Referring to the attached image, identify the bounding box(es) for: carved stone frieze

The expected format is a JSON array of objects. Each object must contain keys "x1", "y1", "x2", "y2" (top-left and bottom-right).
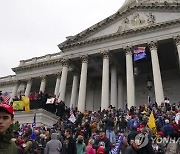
[
  {"x1": 147, "y1": 12, "x2": 155, "y2": 25},
  {"x1": 118, "y1": 12, "x2": 156, "y2": 32},
  {"x1": 131, "y1": 12, "x2": 145, "y2": 26},
  {"x1": 81, "y1": 55, "x2": 89, "y2": 63}
]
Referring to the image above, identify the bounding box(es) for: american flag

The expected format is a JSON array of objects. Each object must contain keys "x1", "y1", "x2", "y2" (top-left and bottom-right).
[
  {"x1": 134, "y1": 47, "x2": 147, "y2": 61},
  {"x1": 2, "y1": 92, "x2": 11, "y2": 103}
]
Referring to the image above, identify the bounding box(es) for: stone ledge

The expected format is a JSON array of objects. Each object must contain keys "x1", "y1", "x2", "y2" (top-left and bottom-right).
[{"x1": 14, "y1": 109, "x2": 59, "y2": 127}]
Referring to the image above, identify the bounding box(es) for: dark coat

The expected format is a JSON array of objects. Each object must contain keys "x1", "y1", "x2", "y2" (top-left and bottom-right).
[
  {"x1": 62, "y1": 136, "x2": 77, "y2": 154},
  {"x1": 163, "y1": 124, "x2": 174, "y2": 137}
]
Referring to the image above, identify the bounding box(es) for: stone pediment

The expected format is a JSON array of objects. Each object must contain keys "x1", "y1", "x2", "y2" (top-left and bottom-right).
[{"x1": 58, "y1": 3, "x2": 180, "y2": 50}]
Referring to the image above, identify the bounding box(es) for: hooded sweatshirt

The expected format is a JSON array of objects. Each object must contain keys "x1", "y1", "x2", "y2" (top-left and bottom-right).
[{"x1": 44, "y1": 133, "x2": 62, "y2": 154}]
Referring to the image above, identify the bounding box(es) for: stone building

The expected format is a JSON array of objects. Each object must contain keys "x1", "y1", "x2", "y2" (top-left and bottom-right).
[{"x1": 0, "y1": 0, "x2": 180, "y2": 113}]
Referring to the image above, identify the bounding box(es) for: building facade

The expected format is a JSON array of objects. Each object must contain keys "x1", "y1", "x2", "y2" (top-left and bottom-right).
[{"x1": 0, "y1": 0, "x2": 180, "y2": 112}]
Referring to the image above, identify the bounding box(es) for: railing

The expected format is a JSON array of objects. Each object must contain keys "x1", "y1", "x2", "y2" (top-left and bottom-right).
[
  {"x1": 19, "y1": 52, "x2": 62, "y2": 66},
  {"x1": 0, "y1": 75, "x2": 16, "y2": 82}
]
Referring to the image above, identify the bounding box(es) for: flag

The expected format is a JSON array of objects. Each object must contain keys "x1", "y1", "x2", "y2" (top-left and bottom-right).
[
  {"x1": 110, "y1": 134, "x2": 124, "y2": 154},
  {"x1": 147, "y1": 111, "x2": 157, "y2": 135},
  {"x1": 2, "y1": 92, "x2": 11, "y2": 103},
  {"x1": 32, "y1": 113, "x2": 36, "y2": 131},
  {"x1": 13, "y1": 101, "x2": 25, "y2": 110},
  {"x1": 68, "y1": 110, "x2": 76, "y2": 123},
  {"x1": 133, "y1": 47, "x2": 147, "y2": 61},
  {"x1": 21, "y1": 96, "x2": 30, "y2": 112}
]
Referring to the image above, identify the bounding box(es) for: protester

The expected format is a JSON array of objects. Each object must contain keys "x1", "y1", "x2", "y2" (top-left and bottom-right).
[
  {"x1": 76, "y1": 135, "x2": 86, "y2": 154},
  {"x1": 44, "y1": 133, "x2": 62, "y2": 154},
  {"x1": 0, "y1": 102, "x2": 20, "y2": 154},
  {"x1": 62, "y1": 128, "x2": 77, "y2": 154},
  {"x1": 86, "y1": 138, "x2": 96, "y2": 154},
  {"x1": 92, "y1": 128, "x2": 111, "y2": 154},
  {"x1": 163, "y1": 119, "x2": 174, "y2": 137},
  {"x1": 124, "y1": 139, "x2": 138, "y2": 154},
  {"x1": 1, "y1": 91, "x2": 179, "y2": 154}
]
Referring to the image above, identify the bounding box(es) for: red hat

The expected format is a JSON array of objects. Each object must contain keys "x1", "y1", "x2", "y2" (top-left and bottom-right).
[{"x1": 0, "y1": 102, "x2": 14, "y2": 116}]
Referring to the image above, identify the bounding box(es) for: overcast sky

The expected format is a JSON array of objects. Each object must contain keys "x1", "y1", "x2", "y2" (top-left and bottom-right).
[{"x1": 0, "y1": 0, "x2": 125, "y2": 77}]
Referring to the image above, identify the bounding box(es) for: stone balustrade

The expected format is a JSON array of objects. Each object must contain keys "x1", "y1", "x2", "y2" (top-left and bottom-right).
[
  {"x1": 14, "y1": 109, "x2": 59, "y2": 127},
  {"x1": 18, "y1": 52, "x2": 62, "y2": 66},
  {"x1": 0, "y1": 75, "x2": 16, "y2": 83}
]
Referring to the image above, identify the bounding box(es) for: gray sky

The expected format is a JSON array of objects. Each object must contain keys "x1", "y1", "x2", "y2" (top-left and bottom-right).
[{"x1": 0, "y1": 0, "x2": 125, "y2": 77}]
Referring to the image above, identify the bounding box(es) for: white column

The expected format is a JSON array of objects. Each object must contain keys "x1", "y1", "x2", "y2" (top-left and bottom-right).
[
  {"x1": 110, "y1": 66, "x2": 117, "y2": 108},
  {"x1": 70, "y1": 72, "x2": 79, "y2": 108},
  {"x1": 125, "y1": 46, "x2": 135, "y2": 109},
  {"x1": 78, "y1": 56, "x2": 88, "y2": 112},
  {"x1": 10, "y1": 81, "x2": 20, "y2": 103},
  {"x1": 25, "y1": 79, "x2": 32, "y2": 97},
  {"x1": 58, "y1": 59, "x2": 69, "y2": 102},
  {"x1": 101, "y1": 51, "x2": 110, "y2": 110},
  {"x1": 118, "y1": 75, "x2": 124, "y2": 109},
  {"x1": 174, "y1": 35, "x2": 180, "y2": 68},
  {"x1": 149, "y1": 41, "x2": 164, "y2": 105},
  {"x1": 54, "y1": 73, "x2": 61, "y2": 97},
  {"x1": 39, "y1": 76, "x2": 46, "y2": 93}
]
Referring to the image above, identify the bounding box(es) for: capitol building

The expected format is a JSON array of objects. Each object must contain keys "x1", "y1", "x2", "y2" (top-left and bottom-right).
[{"x1": 1, "y1": 0, "x2": 180, "y2": 114}]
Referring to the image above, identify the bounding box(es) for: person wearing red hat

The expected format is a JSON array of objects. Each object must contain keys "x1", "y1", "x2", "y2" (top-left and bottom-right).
[{"x1": 0, "y1": 102, "x2": 19, "y2": 154}]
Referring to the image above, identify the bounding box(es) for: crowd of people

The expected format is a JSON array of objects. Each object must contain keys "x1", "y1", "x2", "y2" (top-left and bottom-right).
[{"x1": 0, "y1": 93, "x2": 180, "y2": 154}]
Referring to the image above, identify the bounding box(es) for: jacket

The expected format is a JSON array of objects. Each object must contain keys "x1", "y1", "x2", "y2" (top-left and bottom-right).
[
  {"x1": 0, "y1": 133, "x2": 18, "y2": 154},
  {"x1": 44, "y1": 133, "x2": 62, "y2": 154},
  {"x1": 163, "y1": 124, "x2": 174, "y2": 137}
]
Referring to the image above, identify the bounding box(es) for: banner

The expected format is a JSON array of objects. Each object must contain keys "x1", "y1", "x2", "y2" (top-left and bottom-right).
[
  {"x1": 13, "y1": 101, "x2": 25, "y2": 111},
  {"x1": 21, "y1": 96, "x2": 30, "y2": 112},
  {"x1": 46, "y1": 98, "x2": 55, "y2": 104},
  {"x1": 147, "y1": 111, "x2": 157, "y2": 135}
]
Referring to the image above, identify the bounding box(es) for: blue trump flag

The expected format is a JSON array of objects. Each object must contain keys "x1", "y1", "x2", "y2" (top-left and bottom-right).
[
  {"x1": 110, "y1": 134, "x2": 124, "y2": 154},
  {"x1": 32, "y1": 113, "x2": 36, "y2": 131},
  {"x1": 134, "y1": 47, "x2": 147, "y2": 61}
]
